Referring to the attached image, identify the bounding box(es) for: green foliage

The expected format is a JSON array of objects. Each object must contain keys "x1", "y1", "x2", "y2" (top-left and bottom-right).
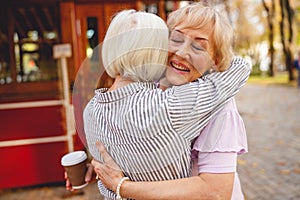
[
  {"x1": 248, "y1": 71, "x2": 296, "y2": 87},
  {"x1": 250, "y1": 63, "x2": 262, "y2": 76}
]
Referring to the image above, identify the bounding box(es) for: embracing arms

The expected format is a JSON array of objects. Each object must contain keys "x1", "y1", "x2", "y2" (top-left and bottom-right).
[
  {"x1": 92, "y1": 142, "x2": 234, "y2": 200},
  {"x1": 166, "y1": 57, "x2": 251, "y2": 139}
]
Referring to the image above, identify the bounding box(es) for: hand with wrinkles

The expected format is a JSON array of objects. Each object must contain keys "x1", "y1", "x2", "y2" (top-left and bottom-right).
[{"x1": 91, "y1": 141, "x2": 125, "y2": 192}]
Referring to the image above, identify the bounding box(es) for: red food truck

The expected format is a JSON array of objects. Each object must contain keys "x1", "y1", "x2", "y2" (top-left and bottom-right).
[{"x1": 0, "y1": 0, "x2": 183, "y2": 189}]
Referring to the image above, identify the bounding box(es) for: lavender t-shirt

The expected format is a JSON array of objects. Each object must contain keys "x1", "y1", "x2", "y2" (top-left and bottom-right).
[{"x1": 191, "y1": 98, "x2": 247, "y2": 200}]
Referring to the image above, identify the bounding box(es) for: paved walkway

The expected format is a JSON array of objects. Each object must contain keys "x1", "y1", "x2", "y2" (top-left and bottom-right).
[
  {"x1": 235, "y1": 83, "x2": 300, "y2": 200},
  {"x1": 0, "y1": 83, "x2": 299, "y2": 200}
]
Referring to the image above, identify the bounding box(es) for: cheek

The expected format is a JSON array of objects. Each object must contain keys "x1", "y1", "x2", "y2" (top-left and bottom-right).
[
  {"x1": 192, "y1": 56, "x2": 212, "y2": 74},
  {"x1": 167, "y1": 51, "x2": 173, "y2": 60},
  {"x1": 169, "y1": 41, "x2": 182, "y2": 55},
  {"x1": 187, "y1": 67, "x2": 202, "y2": 82}
]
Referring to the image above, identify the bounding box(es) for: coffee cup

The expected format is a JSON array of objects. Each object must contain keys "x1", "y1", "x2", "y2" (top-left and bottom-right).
[{"x1": 61, "y1": 151, "x2": 88, "y2": 189}]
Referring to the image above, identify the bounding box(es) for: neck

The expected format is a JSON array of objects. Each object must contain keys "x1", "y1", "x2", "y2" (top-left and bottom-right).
[{"x1": 108, "y1": 75, "x2": 134, "y2": 91}]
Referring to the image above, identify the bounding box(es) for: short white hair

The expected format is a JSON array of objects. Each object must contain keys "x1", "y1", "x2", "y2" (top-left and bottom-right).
[{"x1": 101, "y1": 10, "x2": 169, "y2": 82}]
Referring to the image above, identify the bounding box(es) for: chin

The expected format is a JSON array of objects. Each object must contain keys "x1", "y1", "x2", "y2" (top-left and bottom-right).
[
  {"x1": 166, "y1": 68, "x2": 189, "y2": 86},
  {"x1": 167, "y1": 76, "x2": 187, "y2": 86}
]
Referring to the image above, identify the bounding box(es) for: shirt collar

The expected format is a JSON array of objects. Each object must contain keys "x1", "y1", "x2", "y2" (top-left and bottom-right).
[{"x1": 95, "y1": 82, "x2": 158, "y2": 103}]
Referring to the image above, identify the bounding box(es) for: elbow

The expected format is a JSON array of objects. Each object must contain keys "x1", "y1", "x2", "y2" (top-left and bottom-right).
[
  {"x1": 193, "y1": 187, "x2": 231, "y2": 200},
  {"x1": 214, "y1": 180, "x2": 234, "y2": 200},
  {"x1": 193, "y1": 175, "x2": 233, "y2": 200},
  {"x1": 195, "y1": 187, "x2": 232, "y2": 200},
  {"x1": 211, "y1": 187, "x2": 232, "y2": 200}
]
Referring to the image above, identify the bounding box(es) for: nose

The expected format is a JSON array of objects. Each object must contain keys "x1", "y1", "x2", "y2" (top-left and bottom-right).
[{"x1": 174, "y1": 42, "x2": 190, "y2": 60}]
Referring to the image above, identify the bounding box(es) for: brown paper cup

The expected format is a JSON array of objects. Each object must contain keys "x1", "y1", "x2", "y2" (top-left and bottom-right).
[{"x1": 61, "y1": 151, "x2": 88, "y2": 189}]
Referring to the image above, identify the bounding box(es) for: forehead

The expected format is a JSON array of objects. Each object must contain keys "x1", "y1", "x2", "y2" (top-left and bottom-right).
[
  {"x1": 173, "y1": 25, "x2": 214, "y2": 47},
  {"x1": 174, "y1": 19, "x2": 213, "y2": 37}
]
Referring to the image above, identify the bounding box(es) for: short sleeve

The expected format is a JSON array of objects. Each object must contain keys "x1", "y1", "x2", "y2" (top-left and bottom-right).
[
  {"x1": 192, "y1": 98, "x2": 248, "y2": 155},
  {"x1": 192, "y1": 151, "x2": 237, "y2": 173}
]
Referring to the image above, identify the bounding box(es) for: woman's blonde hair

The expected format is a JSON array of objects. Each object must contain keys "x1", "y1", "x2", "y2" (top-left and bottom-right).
[
  {"x1": 102, "y1": 10, "x2": 169, "y2": 82},
  {"x1": 167, "y1": 3, "x2": 234, "y2": 71}
]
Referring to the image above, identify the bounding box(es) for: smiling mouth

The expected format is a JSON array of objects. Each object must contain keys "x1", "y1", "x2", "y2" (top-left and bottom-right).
[{"x1": 170, "y1": 61, "x2": 190, "y2": 72}]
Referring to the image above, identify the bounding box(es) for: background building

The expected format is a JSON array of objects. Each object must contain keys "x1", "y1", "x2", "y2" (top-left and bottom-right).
[{"x1": 0, "y1": 0, "x2": 190, "y2": 189}]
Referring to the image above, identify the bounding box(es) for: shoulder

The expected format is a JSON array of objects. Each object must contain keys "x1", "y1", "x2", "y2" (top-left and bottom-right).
[
  {"x1": 193, "y1": 98, "x2": 247, "y2": 154},
  {"x1": 230, "y1": 56, "x2": 252, "y2": 72},
  {"x1": 83, "y1": 96, "x2": 97, "y2": 118},
  {"x1": 217, "y1": 98, "x2": 238, "y2": 114}
]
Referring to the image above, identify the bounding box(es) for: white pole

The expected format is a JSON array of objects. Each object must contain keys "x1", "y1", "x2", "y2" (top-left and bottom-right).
[
  {"x1": 61, "y1": 57, "x2": 75, "y2": 152},
  {"x1": 61, "y1": 57, "x2": 70, "y2": 103}
]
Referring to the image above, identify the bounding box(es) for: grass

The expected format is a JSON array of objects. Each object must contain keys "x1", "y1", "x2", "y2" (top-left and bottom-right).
[{"x1": 247, "y1": 71, "x2": 297, "y2": 87}]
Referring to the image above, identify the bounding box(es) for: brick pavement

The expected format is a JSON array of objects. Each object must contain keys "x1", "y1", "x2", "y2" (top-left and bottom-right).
[
  {"x1": 1, "y1": 83, "x2": 299, "y2": 200},
  {"x1": 0, "y1": 182, "x2": 103, "y2": 200},
  {"x1": 235, "y1": 84, "x2": 300, "y2": 200}
]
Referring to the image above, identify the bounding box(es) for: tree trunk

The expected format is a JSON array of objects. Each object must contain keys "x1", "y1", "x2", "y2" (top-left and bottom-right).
[
  {"x1": 279, "y1": 0, "x2": 295, "y2": 81},
  {"x1": 262, "y1": 0, "x2": 275, "y2": 77},
  {"x1": 285, "y1": 0, "x2": 294, "y2": 81}
]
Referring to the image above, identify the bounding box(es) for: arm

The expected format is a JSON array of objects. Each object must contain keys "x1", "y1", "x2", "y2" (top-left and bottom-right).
[
  {"x1": 93, "y1": 142, "x2": 234, "y2": 200},
  {"x1": 121, "y1": 173, "x2": 234, "y2": 200},
  {"x1": 166, "y1": 57, "x2": 251, "y2": 139}
]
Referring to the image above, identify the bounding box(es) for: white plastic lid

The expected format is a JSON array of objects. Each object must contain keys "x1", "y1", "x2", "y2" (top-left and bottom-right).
[{"x1": 61, "y1": 151, "x2": 87, "y2": 166}]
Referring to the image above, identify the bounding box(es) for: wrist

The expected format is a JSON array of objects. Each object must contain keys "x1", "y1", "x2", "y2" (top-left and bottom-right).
[{"x1": 116, "y1": 177, "x2": 130, "y2": 200}]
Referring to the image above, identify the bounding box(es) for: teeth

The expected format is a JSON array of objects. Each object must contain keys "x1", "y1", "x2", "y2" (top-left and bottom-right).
[{"x1": 172, "y1": 63, "x2": 189, "y2": 71}]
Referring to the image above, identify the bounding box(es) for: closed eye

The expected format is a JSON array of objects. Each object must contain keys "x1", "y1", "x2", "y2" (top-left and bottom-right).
[
  {"x1": 192, "y1": 42, "x2": 206, "y2": 51},
  {"x1": 170, "y1": 30, "x2": 184, "y2": 43},
  {"x1": 170, "y1": 38, "x2": 183, "y2": 43},
  {"x1": 192, "y1": 44, "x2": 205, "y2": 51}
]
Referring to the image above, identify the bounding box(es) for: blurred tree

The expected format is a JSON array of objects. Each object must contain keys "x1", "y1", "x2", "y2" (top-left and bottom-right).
[
  {"x1": 227, "y1": 0, "x2": 267, "y2": 73},
  {"x1": 296, "y1": 3, "x2": 300, "y2": 46},
  {"x1": 279, "y1": 0, "x2": 295, "y2": 81},
  {"x1": 204, "y1": 0, "x2": 299, "y2": 81},
  {"x1": 262, "y1": 0, "x2": 276, "y2": 77},
  {"x1": 210, "y1": 0, "x2": 264, "y2": 51}
]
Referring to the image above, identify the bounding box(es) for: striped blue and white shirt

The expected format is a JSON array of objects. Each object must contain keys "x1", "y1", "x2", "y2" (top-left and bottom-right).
[{"x1": 84, "y1": 56, "x2": 251, "y2": 199}]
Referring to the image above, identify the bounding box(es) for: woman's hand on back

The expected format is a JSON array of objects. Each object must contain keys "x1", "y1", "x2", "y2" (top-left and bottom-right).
[{"x1": 92, "y1": 141, "x2": 125, "y2": 192}]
